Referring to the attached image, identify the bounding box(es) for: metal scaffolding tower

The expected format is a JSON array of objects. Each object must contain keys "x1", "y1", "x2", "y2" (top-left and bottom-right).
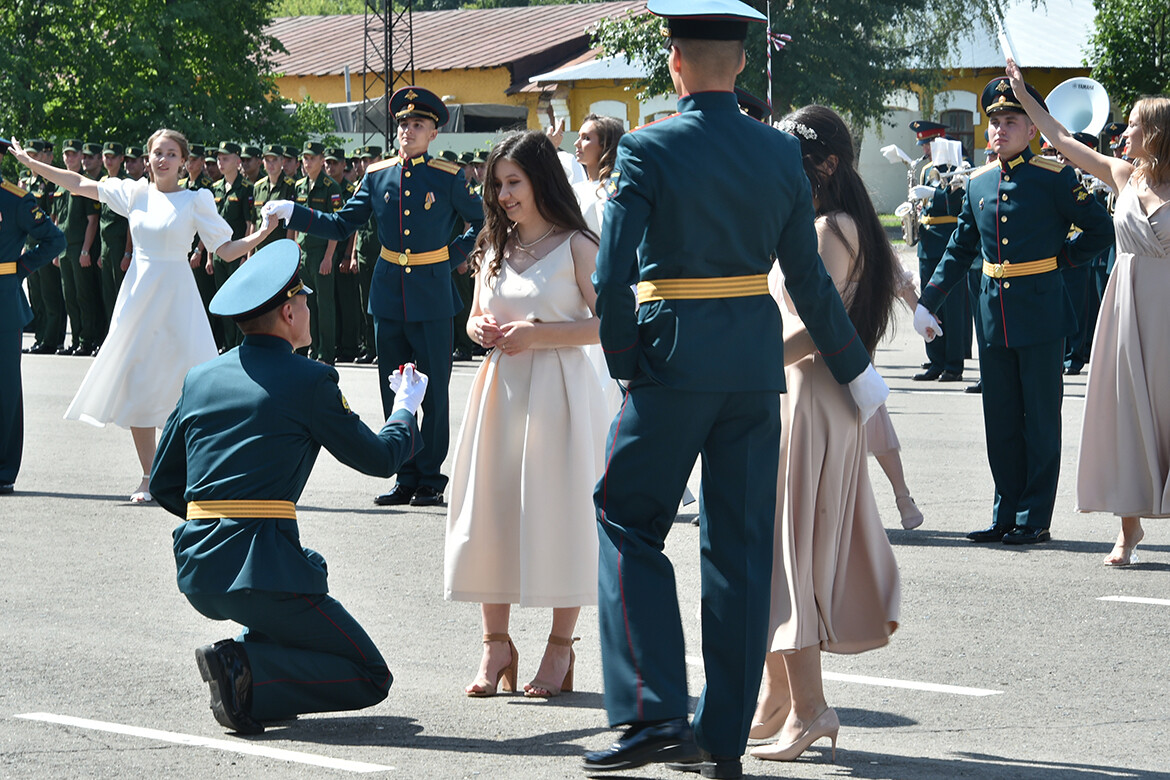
[{"x1": 362, "y1": 0, "x2": 415, "y2": 151}]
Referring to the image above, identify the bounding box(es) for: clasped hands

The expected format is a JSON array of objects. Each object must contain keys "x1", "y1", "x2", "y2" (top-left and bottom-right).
[
  {"x1": 259, "y1": 200, "x2": 295, "y2": 232},
  {"x1": 471, "y1": 314, "x2": 537, "y2": 356}
]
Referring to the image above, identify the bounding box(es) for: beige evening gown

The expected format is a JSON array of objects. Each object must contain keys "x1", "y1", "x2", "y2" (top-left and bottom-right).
[
  {"x1": 765, "y1": 215, "x2": 901, "y2": 655},
  {"x1": 1076, "y1": 181, "x2": 1170, "y2": 517},
  {"x1": 445, "y1": 234, "x2": 609, "y2": 607}
]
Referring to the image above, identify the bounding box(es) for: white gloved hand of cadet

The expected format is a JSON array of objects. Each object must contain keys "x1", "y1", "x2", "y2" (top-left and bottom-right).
[
  {"x1": 261, "y1": 200, "x2": 294, "y2": 225},
  {"x1": 389, "y1": 363, "x2": 429, "y2": 417},
  {"x1": 847, "y1": 364, "x2": 889, "y2": 424},
  {"x1": 911, "y1": 185, "x2": 936, "y2": 200},
  {"x1": 913, "y1": 303, "x2": 943, "y2": 342}
]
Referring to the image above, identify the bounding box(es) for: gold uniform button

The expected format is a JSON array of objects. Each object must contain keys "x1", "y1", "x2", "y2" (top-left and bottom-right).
[
  {"x1": 1003, "y1": 175, "x2": 1010, "y2": 182},
  {"x1": 1002, "y1": 238, "x2": 1009, "y2": 245},
  {"x1": 404, "y1": 190, "x2": 410, "y2": 196},
  {"x1": 404, "y1": 229, "x2": 411, "y2": 236},
  {"x1": 1003, "y1": 281, "x2": 1011, "y2": 288},
  {"x1": 1001, "y1": 216, "x2": 1008, "y2": 222},
  {"x1": 404, "y1": 171, "x2": 411, "y2": 178},
  {"x1": 404, "y1": 209, "x2": 410, "y2": 216},
  {"x1": 1001, "y1": 194, "x2": 1008, "y2": 201},
  {"x1": 405, "y1": 267, "x2": 412, "y2": 274}
]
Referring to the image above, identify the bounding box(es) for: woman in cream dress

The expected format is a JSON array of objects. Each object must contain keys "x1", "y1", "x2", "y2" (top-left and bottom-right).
[
  {"x1": 11, "y1": 131, "x2": 276, "y2": 502},
  {"x1": 1006, "y1": 60, "x2": 1170, "y2": 566},
  {"x1": 445, "y1": 131, "x2": 608, "y2": 699}
]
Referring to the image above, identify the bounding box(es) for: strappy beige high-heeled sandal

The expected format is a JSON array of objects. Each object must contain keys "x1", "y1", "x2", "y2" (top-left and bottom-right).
[
  {"x1": 524, "y1": 634, "x2": 578, "y2": 698},
  {"x1": 466, "y1": 633, "x2": 518, "y2": 697}
]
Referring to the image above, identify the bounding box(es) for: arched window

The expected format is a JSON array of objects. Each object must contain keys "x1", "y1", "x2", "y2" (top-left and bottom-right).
[{"x1": 940, "y1": 109, "x2": 974, "y2": 161}]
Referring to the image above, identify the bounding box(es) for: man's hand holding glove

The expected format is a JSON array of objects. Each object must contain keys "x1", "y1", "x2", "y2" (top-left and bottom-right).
[
  {"x1": 848, "y1": 364, "x2": 889, "y2": 424},
  {"x1": 913, "y1": 303, "x2": 943, "y2": 342},
  {"x1": 260, "y1": 200, "x2": 295, "y2": 233}
]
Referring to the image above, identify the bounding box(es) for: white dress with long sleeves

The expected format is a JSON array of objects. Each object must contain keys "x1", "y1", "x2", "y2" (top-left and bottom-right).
[{"x1": 64, "y1": 178, "x2": 229, "y2": 428}]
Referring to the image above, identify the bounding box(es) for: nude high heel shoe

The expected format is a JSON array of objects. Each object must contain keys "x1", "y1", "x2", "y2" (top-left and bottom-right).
[
  {"x1": 895, "y1": 495, "x2": 923, "y2": 530},
  {"x1": 1104, "y1": 529, "x2": 1144, "y2": 566},
  {"x1": 750, "y1": 707, "x2": 839, "y2": 762},
  {"x1": 524, "y1": 635, "x2": 578, "y2": 698},
  {"x1": 748, "y1": 705, "x2": 787, "y2": 740},
  {"x1": 466, "y1": 633, "x2": 517, "y2": 697}
]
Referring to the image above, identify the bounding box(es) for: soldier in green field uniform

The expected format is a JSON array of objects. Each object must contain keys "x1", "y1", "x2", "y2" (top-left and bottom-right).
[
  {"x1": 52, "y1": 139, "x2": 101, "y2": 356},
  {"x1": 124, "y1": 145, "x2": 147, "y2": 181},
  {"x1": 281, "y1": 144, "x2": 300, "y2": 180},
  {"x1": 325, "y1": 147, "x2": 361, "y2": 362},
  {"x1": 251, "y1": 144, "x2": 295, "y2": 252},
  {"x1": 98, "y1": 141, "x2": 132, "y2": 331},
  {"x1": 293, "y1": 142, "x2": 342, "y2": 364},
  {"x1": 210, "y1": 142, "x2": 254, "y2": 351},
  {"x1": 240, "y1": 145, "x2": 263, "y2": 185},
  {"x1": 20, "y1": 139, "x2": 66, "y2": 354},
  {"x1": 353, "y1": 145, "x2": 382, "y2": 363},
  {"x1": 181, "y1": 143, "x2": 222, "y2": 348}
]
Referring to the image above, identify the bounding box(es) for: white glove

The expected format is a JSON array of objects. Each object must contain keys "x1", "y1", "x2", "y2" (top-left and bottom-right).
[
  {"x1": 261, "y1": 200, "x2": 294, "y2": 225},
  {"x1": 389, "y1": 363, "x2": 429, "y2": 416},
  {"x1": 881, "y1": 144, "x2": 910, "y2": 165},
  {"x1": 911, "y1": 185, "x2": 936, "y2": 200},
  {"x1": 913, "y1": 303, "x2": 943, "y2": 342},
  {"x1": 847, "y1": 364, "x2": 889, "y2": 424},
  {"x1": 948, "y1": 174, "x2": 969, "y2": 192}
]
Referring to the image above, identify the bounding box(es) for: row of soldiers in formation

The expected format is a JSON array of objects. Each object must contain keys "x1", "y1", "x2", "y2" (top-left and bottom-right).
[
  {"x1": 16, "y1": 137, "x2": 491, "y2": 365},
  {"x1": 909, "y1": 118, "x2": 1128, "y2": 388}
]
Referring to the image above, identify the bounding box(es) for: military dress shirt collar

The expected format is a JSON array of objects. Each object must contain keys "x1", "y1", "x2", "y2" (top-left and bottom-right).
[
  {"x1": 405, "y1": 153, "x2": 428, "y2": 167},
  {"x1": 1000, "y1": 146, "x2": 1033, "y2": 172},
  {"x1": 241, "y1": 333, "x2": 295, "y2": 352},
  {"x1": 677, "y1": 90, "x2": 739, "y2": 114}
]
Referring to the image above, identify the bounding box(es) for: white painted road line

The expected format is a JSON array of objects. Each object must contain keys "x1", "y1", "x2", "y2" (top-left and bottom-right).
[
  {"x1": 684, "y1": 657, "x2": 1002, "y2": 697},
  {"x1": 14, "y1": 713, "x2": 394, "y2": 774},
  {"x1": 1099, "y1": 595, "x2": 1170, "y2": 607}
]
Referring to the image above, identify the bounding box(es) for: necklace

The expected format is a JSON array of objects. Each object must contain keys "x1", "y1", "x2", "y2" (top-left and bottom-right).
[{"x1": 515, "y1": 224, "x2": 556, "y2": 249}]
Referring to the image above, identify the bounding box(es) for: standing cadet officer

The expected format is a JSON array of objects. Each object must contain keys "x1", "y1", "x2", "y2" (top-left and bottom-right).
[
  {"x1": 582, "y1": 3, "x2": 887, "y2": 777},
  {"x1": 20, "y1": 140, "x2": 66, "y2": 355},
  {"x1": 264, "y1": 88, "x2": 484, "y2": 507},
  {"x1": 251, "y1": 143, "x2": 295, "y2": 252},
  {"x1": 1, "y1": 138, "x2": 67, "y2": 494},
  {"x1": 908, "y1": 121, "x2": 968, "y2": 382},
  {"x1": 124, "y1": 145, "x2": 147, "y2": 181},
  {"x1": 914, "y1": 77, "x2": 1114, "y2": 545},
  {"x1": 325, "y1": 147, "x2": 361, "y2": 362},
  {"x1": 292, "y1": 141, "x2": 342, "y2": 364},
  {"x1": 281, "y1": 144, "x2": 301, "y2": 180},
  {"x1": 240, "y1": 145, "x2": 263, "y2": 184},
  {"x1": 52, "y1": 139, "x2": 101, "y2": 356},
  {"x1": 98, "y1": 141, "x2": 132, "y2": 330},
  {"x1": 209, "y1": 141, "x2": 254, "y2": 351},
  {"x1": 182, "y1": 144, "x2": 222, "y2": 346},
  {"x1": 150, "y1": 239, "x2": 427, "y2": 733}
]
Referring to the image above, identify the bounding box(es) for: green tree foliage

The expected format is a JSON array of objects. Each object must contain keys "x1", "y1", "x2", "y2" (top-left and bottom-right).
[
  {"x1": 273, "y1": 0, "x2": 366, "y2": 14},
  {"x1": 593, "y1": 1, "x2": 1014, "y2": 129},
  {"x1": 0, "y1": 0, "x2": 294, "y2": 148},
  {"x1": 1088, "y1": 0, "x2": 1170, "y2": 108}
]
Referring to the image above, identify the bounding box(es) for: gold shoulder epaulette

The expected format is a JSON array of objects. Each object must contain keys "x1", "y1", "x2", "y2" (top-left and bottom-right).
[
  {"x1": 970, "y1": 162, "x2": 999, "y2": 179},
  {"x1": 366, "y1": 157, "x2": 400, "y2": 174},
  {"x1": 296, "y1": 176, "x2": 308, "y2": 186},
  {"x1": 1029, "y1": 155, "x2": 1066, "y2": 173},
  {"x1": 1, "y1": 180, "x2": 29, "y2": 197},
  {"x1": 427, "y1": 157, "x2": 460, "y2": 175}
]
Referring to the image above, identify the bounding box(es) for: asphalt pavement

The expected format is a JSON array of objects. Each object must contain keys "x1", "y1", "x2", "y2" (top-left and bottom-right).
[{"x1": 2, "y1": 262, "x2": 1168, "y2": 779}]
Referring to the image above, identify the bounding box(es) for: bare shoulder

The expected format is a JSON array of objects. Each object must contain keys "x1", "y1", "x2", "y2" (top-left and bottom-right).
[{"x1": 570, "y1": 229, "x2": 599, "y2": 261}]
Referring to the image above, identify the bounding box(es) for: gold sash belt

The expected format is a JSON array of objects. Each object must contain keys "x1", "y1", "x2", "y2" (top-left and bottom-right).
[
  {"x1": 982, "y1": 256, "x2": 1057, "y2": 279},
  {"x1": 636, "y1": 274, "x2": 770, "y2": 305},
  {"x1": 920, "y1": 216, "x2": 958, "y2": 225},
  {"x1": 379, "y1": 246, "x2": 449, "y2": 266},
  {"x1": 186, "y1": 500, "x2": 297, "y2": 520},
  {"x1": 0, "y1": 262, "x2": 17, "y2": 275}
]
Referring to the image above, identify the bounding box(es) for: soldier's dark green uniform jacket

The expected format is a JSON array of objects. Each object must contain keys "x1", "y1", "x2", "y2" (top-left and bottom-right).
[
  {"x1": 52, "y1": 169, "x2": 103, "y2": 351},
  {"x1": 2, "y1": 178, "x2": 67, "y2": 486},
  {"x1": 212, "y1": 174, "x2": 253, "y2": 257},
  {"x1": 592, "y1": 90, "x2": 870, "y2": 758},
  {"x1": 917, "y1": 161, "x2": 967, "y2": 374},
  {"x1": 150, "y1": 333, "x2": 422, "y2": 719},
  {"x1": 293, "y1": 173, "x2": 342, "y2": 258},
  {"x1": 919, "y1": 146, "x2": 1114, "y2": 533},
  {"x1": 252, "y1": 174, "x2": 294, "y2": 251},
  {"x1": 21, "y1": 172, "x2": 65, "y2": 350}
]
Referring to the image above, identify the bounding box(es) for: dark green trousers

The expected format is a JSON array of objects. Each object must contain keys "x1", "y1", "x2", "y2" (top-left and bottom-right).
[
  {"x1": 192, "y1": 259, "x2": 223, "y2": 350},
  {"x1": 451, "y1": 266, "x2": 476, "y2": 354},
  {"x1": 186, "y1": 590, "x2": 391, "y2": 721},
  {"x1": 357, "y1": 254, "x2": 376, "y2": 356},
  {"x1": 595, "y1": 383, "x2": 779, "y2": 757},
  {"x1": 100, "y1": 247, "x2": 128, "y2": 329},
  {"x1": 60, "y1": 244, "x2": 104, "y2": 349},
  {"x1": 980, "y1": 339, "x2": 1064, "y2": 531},
  {"x1": 921, "y1": 255, "x2": 966, "y2": 373},
  {"x1": 334, "y1": 268, "x2": 362, "y2": 360},
  {"x1": 302, "y1": 253, "x2": 337, "y2": 363},
  {"x1": 213, "y1": 258, "x2": 240, "y2": 350},
  {"x1": 28, "y1": 263, "x2": 66, "y2": 348},
  {"x1": 1, "y1": 327, "x2": 24, "y2": 483}
]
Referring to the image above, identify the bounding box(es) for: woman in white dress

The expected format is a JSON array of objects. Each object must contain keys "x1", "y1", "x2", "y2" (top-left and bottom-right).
[
  {"x1": 11, "y1": 131, "x2": 276, "y2": 501},
  {"x1": 1006, "y1": 61, "x2": 1170, "y2": 566},
  {"x1": 571, "y1": 114, "x2": 625, "y2": 235},
  {"x1": 445, "y1": 131, "x2": 609, "y2": 699}
]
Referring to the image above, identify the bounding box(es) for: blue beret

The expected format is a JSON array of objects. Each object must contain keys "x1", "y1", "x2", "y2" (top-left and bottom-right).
[{"x1": 209, "y1": 239, "x2": 311, "y2": 320}]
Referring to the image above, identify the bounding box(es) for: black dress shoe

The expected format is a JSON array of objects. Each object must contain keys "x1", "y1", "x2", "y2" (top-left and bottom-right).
[
  {"x1": 964, "y1": 380, "x2": 983, "y2": 394},
  {"x1": 583, "y1": 718, "x2": 700, "y2": 775},
  {"x1": 921, "y1": 361, "x2": 933, "y2": 369},
  {"x1": 913, "y1": 367, "x2": 943, "y2": 381},
  {"x1": 72, "y1": 345, "x2": 95, "y2": 357},
  {"x1": 195, "y1": 640, "x2": 264, "y2": 735},
  {"x1": 0, "y1": 483, "x2": 14, "y2": 495},
  {"x1": 56, "y1": 345, "x2": 77, "y2": 355},
  {"x1": 967, "y1": 524, "x2": 1013, "y2": 542},
  {"x1": 1002, "y1": 527, "x2": 1051, "y2": 545},
  {"x1": 938, "y1": 370, "x2": 963, "y2": 382},
  {"x1": 667, "y1": 750, "x2": 742, "y2": 779},
  {"x1": 22, "y1": 342, "x2": 41, "y2": 354},
  {"x1": 1065, "y1": 363, "x2": 1083, "y2": 376},
  {"x1": 452, "y1": 347, "x2": 472, "y2": 361},
  {"x1": 374, "y1": 484, "x2": 415, "y2": 506},
  {"x1": 355, "y1": 352, "x2": 376, "y2": 364},
  {"x1": 410, "y1": 485, "x2": 445, "y2": 507},
  {"x1": 32, "y1": 342, "x2": 58, "y2": 354}
]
